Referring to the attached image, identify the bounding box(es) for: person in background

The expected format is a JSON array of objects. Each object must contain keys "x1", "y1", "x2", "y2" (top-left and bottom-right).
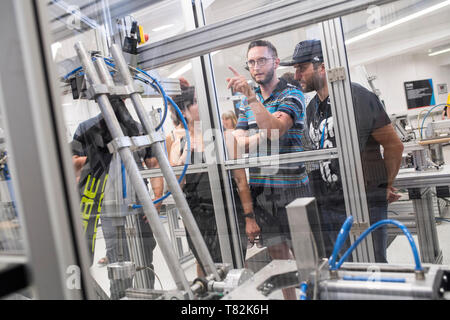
[
  {"x1": 151, "y1": 81, "x2": 259, "y2": 278},
  {"x1": 282, "y1": 39, "x2": 404, "y2": 262},
  {"x1": 71, "y1": 97, "x2": 157, "y2": 299},
  {"x1": 166, "y1": 102, "x2": 187, "y2": 168},
  {"x1": 221, "y1": 110, "x2": 238, "y2": 131},
  {"x1": 280, "y1": 72, "x2": 301, "y2": 89},
  {"x1": 227, "y1": 39, "x2": 309, "y2": 300}
]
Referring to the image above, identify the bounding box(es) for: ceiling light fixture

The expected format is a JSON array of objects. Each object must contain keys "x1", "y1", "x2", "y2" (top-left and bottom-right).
[
  {"x1": 152, "y1": 24, "x2": 174, "y2": 32},
  {"x1": 168, "y1": 63, "x2": 192, "y2": 79},
  {"x1": 168, "y1": 51, "x2": 221, "y2": 79},
  {"x1": 345, "y1": 0, "x2": 450, "y2": 45},
  {"x1": 429, "y1": 47, "x2": 450, "y2": 57}
]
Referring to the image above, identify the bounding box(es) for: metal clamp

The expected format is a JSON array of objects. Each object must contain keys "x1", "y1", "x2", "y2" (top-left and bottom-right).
[
  {"x1": 327, "y1": 67, "x2": 346, "y2": 82},
  {"x1": 107, "y1": 133, "x2": 165, "y2": 154},
  {"x1": 85, "y1": 84, "x2": 110, "y2": 100},
  {"x1": 107, "y1": 136, "x2": 133, "y2": 153},
  {"x1": 130, "y1": 132, "x2": 165, "y2": 151},
  {"x1": 109, "y1": 84, "x2": 141, "y2": 97}
]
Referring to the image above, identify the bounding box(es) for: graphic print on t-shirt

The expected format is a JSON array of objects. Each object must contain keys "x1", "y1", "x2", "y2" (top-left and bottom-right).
[{"x1": 308, "y1": 97, "x2": 338, "y2": 185}]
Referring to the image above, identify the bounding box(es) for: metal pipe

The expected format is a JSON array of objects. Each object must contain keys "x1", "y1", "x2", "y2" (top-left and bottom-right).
[
  {"x1": 74, "y1": 41, "x2": 193, "y2": 298},
  {"x1": 110, "y1": 44, "x2": 221, "y2": 281}
]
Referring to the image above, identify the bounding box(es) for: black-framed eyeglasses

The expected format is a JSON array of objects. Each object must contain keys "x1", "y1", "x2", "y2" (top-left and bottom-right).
[
  {"x1": 245, "y1": 57, "x2": 274, "y2": 69},
  {"x1": 247, "y1": 235, "x2": 264, "y2": 249}
]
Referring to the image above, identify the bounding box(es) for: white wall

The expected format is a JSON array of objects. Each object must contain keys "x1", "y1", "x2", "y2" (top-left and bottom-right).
[{"x1": 350, "y1": 53, "x2": 450, "y2": 118}]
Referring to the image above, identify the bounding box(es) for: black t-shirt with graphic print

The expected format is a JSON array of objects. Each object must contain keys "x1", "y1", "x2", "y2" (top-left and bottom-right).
[{"x1": 306, "y1": 83, "x2": 391, "y2": 210}]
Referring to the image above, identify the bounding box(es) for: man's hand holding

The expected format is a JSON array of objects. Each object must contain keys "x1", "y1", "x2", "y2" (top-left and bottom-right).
[
  {"x1": 245, "y1": 218, "x2": 261, "y2": 242},
  {"x1": 226, "y1": 66, "x2": 256, "y2": 100},
  {"x1": 387, "y1": 186, "x2": 401, "y2": 203}
]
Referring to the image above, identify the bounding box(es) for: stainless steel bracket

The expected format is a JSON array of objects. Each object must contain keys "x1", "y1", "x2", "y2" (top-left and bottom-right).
[{"x1": 327, "y1": 67, "x2": 347, "y2": 82}]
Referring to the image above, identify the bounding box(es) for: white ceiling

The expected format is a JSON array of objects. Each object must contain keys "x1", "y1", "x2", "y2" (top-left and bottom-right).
[{"x1": 51, "y1": 0, "x2": 450, "y2": 94}]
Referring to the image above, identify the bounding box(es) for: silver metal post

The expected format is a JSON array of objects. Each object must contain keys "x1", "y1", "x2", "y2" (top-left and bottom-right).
[
  {"x1": 75, "y1": 41, "x2": 193, "y2": 298},
  {"x1": 110, "y1": 44, "x2": 221, "y2": 281}
]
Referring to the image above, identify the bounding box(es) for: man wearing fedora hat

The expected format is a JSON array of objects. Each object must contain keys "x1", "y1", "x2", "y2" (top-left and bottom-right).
[{"x1": 281, "y1": 39, "x2": 404, "y2": 263}]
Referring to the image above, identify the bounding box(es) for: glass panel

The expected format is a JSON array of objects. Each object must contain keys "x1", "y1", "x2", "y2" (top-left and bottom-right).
[
  {"x1": 210, "y1": 26, "x2": 321, "y2": 162},
  {"x1": 0, "y1": 89, "x2": 30, "y2": 300},
  {"x1": 50, "y1": 0, "x2": 193, "y2": 66},
  {"x1": 202, "y1": 0, "x2": 284, "y2": 25},
  {"x1": 0, "y1": 111, "x2": 24, "y2": 257},
  {"x1": 342, "y1": 0, "x2": 450, "y2": 267},
  {"x1": 62, "y1": 58, "x2": 204, "y2": 298},
  {"x1": 46, "y1": 1, "x2": 213, "y2": 300},
  {"x1": 225, "y1": 160, "x2": 329, "y2": 299},
  {"x1": 130, "y1": 0, "x2": 195, "y2": 43}
]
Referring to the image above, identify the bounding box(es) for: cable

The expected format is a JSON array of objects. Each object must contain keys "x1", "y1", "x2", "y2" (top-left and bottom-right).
[
  {"x1": 333, "y1": 219, "x2": 422, "y2": 271},
  {"x1": 133, "y1": 78, "x2": 191, "y2": 205},
  {"x1": 417, "y1": 108, "x2": 429, "y2": 136},
  {"x1": 92, "y1": 54, "x2": 168, "y2": 132},
  {"x1": 299, "y1": 282, "x2": 308, "y2": 300},
  {"x1": 328, "y1": 216, "x2": 353, "y2": 269},
  {"x1": 63, "y1": 57, "x2": 192, "y2": 205},
  {"x1": 63, "y1": 66, "x2": 83, "y2": 80},
  {"x1": 134, "y1": 66, "x2": 169, "y2": 132},
  {"x1": 342, "y1": 275, "x2": 406, "y2": 283},
  {"x1": 107, "y1": 60, "x2": 191, "y2": 205},
  {"x1": 420, "y1": 104, "x2": 447, "y2": 139},
  {"x1": 136, "y1": 266, "x2": 164, "y2": 291},
  {"x1": 121, "y1": 161, "x2": 127, "y2": 199}
]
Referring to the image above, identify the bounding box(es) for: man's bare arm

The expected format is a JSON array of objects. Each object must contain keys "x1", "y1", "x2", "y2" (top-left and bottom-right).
[{"x1": 371, "y1": 124, "x2": 404, "y2": 203}]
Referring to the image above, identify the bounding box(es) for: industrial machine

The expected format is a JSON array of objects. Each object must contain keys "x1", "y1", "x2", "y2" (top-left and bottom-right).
[
  {"x1": 224, "y1": 198, "x2": 450, "y2": 300},
  {"x1": 5, "y1": 0, "x2": 449, "y2": 301},
  {"x1": 61, "y1": 35, "x2": 450, "y2": 300}
]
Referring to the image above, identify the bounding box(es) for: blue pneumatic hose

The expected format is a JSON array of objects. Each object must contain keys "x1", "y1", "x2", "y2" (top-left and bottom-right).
[
  {"x1": 152, "y1": 95, "x2": 191, "y2": 205},
  {"x1": 130, "y1": 79, "x2": 191, "y2": 205},
  {"x1": 124, "y1": 71, "x2": 191, "y2": 204},
  {"x1": 333, "y1": 219, "x2": 422, "y2": 271},
  {"x1": 103, "y1": 59, "x2": 168, "y2": 132},
  {"x1": 328, "y1": 215, "x2": 354, "y2": 269},
  {"x1": 299, "y1": 282, "x2": 308, "y2": 300},
  {"x1": 121, "y1": 161, "x2": 127, "y2": 199},
  {"x1": 420, "y1": 104, "x2": 447, "y2": 139},
  {"x1": 135, "y1": 67, "x2": 169, "y2": 131}
]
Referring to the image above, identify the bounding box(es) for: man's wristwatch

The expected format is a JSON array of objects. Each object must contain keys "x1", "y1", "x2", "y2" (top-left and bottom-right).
[{"x1": 243, "y1": 212, "x2": 255, "y2": 219}]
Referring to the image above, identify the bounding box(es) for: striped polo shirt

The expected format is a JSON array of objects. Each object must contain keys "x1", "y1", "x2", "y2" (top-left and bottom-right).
[{"x1": 236, "y1": 78, "x2": 308, "y2": 188}]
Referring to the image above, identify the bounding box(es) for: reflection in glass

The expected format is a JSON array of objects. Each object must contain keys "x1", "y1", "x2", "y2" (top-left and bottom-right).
[
  {"x1": 342, "y1": 0, "x2": 450, "y2": 266},
  {"x1": 203, "y1": 0, "x2": 283, "y2": 25},
  {"x1": 0, "y1": 118, "x2": 23, "y2": 255},
  {"x1": 47, "y1": 1, "x2": 199, "y2": 298}
]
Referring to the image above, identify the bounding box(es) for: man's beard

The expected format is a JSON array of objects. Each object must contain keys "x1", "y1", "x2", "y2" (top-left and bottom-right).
[
  {"x1": 302, "y1": 73, "x2": 323, "y2": 93},
  {"x1": 252, "y1": 68, "x2": 275, "y2": 85}
]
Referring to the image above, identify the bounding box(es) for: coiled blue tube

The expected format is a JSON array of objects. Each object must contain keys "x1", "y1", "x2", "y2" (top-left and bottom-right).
[
  {"x1": 102, "y1": 59, "x2": 168, "y2": 132},
  {"x1": 135, "y1": 67, "x2": 169, "y2": 132},
  {"x1": 328, "y1": 215, "x2": 354, "y2": 269},
  {"x1": 117, "y1": 69, "x2": 191, "y2": 205},
  {"x1": 152, "y1": 95, "x2": 191, "y2": 205},
  {"x1": 333, "y1": 219, "x2": 422, "y2": 271},
  {"x1": 64, "y1": 58, "x2": 191, "y2": 206}
]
